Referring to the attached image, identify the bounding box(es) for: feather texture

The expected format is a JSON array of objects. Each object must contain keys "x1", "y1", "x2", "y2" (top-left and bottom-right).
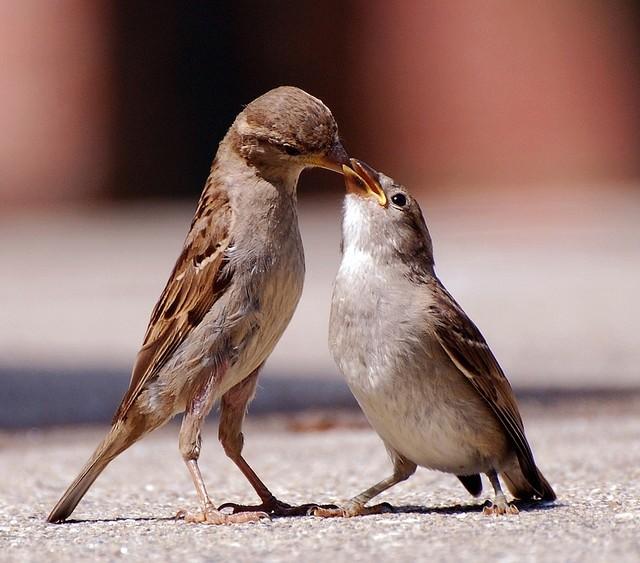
[
  {"x1": 114, "y1": 174, "x2": 232, "y2": 421},
  {"x1": 429, "y1": 267, "x2": 554, "y2": 500}
]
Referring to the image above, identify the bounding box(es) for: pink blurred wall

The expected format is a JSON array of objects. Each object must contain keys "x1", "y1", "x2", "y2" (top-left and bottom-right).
[
  {"x1": 344, "y1": 1, "x2": 640, "y2": 195},
  {"x1": 0, "y1": 1, "x2": 113, "y2": 209},
  {"x1": 1, "y1": 1, "x2": 638, "y2": 208}
]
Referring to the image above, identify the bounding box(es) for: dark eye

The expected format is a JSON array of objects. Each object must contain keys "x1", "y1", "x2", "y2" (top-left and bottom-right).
[
  {"x1": 391, "y1": 193, "x2": 407, "y2": 207},
  {"x1": 283, "y1": 145, "x2": 301, "y2": 156}
]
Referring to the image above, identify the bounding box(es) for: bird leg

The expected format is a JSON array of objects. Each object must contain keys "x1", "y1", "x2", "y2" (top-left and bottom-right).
[
  {"x1": 177, "y1": 370, "x2": 268, "y2": 524},
  {"x1": 217, "y1": 367, "x2": 334, "y2": 516},
  {"x1": 483, "y1": 470, "x2": 519, "y2": 515},
  {"x1": 312, "y1": 457, "x2": 417, "y2": 518}
]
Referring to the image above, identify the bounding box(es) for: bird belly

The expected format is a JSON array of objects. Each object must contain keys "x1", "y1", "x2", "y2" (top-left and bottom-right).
[
  {"x1": 219, "y1": 258, "x2": 304, "y2": 395},
  {"x1": 331, "y1": 263, "x2": 511, "y2": 475},
  {"x1": 148, "y1": 234, "x2": 304, "y2": 416},
  {"x1": 348, "y1": 365, "x2": 510, "y2": 475},
  {"x1": 209, "y1": 230, "x2": 305, "y2": 398}
]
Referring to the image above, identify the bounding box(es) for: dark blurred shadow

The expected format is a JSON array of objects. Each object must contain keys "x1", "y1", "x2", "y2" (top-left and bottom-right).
[
  {"x1": 110, "y1": 0, "x2": 349, "y2": 201},
  {"x1": 41, "y1": 499, "x2": 557, "y2": 525},
  {"x1": 3, "y1": 365, "x2": 640, "y2": 428},
  {"x1": 46, "y1": 515, "x2": 177, "y2": 525},
  {"x1": 389, "y1": 499, "x2": 558, "y2": 515}
]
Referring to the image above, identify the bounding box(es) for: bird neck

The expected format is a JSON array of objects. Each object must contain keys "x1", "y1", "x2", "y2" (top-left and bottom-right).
[
  {"x1": 252, "y1": 163, "x2": 303, "y2": 196},
  {"x1": 219, "y1": 128, "x2": 303, "y2": 198},
  {"x1": 208, "y1": 138, "x2": 299, "y2": 235}
]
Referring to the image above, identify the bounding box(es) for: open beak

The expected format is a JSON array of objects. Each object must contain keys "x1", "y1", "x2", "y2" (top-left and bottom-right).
[
  {"x1": 307, "y1": 139, "x2": 350, "y2": 174},
  {"x1": 342, "y1": 158, "x2": 387, "y2": 206}
]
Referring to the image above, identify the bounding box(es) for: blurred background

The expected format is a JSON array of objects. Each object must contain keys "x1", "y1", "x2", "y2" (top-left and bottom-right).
[{"x1": 1, "y1": 1, "x2": 639, "y2": 427}]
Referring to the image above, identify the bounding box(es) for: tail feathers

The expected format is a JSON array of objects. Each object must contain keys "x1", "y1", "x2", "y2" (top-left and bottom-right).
[
  {"x1": 536, "y1": 471, "x2": 557, "y2": 501},
  {"x1": 47, "y1": 422, "x2": 135, "y2": 523},
  {"x1": 457, "y1": 474, "x2": 483, "y2": 497},
  {"x1": 502, "y1": 466, "x2": 556, "y2": 502}
]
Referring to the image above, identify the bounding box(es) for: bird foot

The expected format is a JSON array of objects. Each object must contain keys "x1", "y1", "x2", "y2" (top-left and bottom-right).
[
  {"x1": 176, "y1": 506, "x2": 270, "y2": 525},
  {"x1": 482, "y1": 500, "x2": 519, "y2": 516},
  {"x1": 311, "y1": 502, "x2": 394, "y2": 518},
  {"x1": 218, "y1": 496, "x2": 338, "y2": 517}
]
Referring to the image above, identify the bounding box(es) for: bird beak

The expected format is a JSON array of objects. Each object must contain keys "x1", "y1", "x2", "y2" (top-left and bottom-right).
[
  {"x1": 307, "y1": 139, "x2": 350, "y2": 174},
  {"x1": 342, "y1": 158, "x2": 387, "y2": 206}
]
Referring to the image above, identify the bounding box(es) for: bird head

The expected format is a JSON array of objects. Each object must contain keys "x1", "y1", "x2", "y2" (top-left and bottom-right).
[
  {"x1": 341, "y1": 159, "x2": 435, "y2": 275},
  {"x1": 232, "y1": 86, "x2": 349, "y2": 180}
]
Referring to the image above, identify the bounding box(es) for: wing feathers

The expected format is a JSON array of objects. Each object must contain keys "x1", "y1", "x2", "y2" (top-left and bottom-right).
[
  {"x1": 114, "y1": 181, "x2": 232, "y2": 422},
  {"x1": 429, "y1": 279, "x2": 548, "y2": 498}
]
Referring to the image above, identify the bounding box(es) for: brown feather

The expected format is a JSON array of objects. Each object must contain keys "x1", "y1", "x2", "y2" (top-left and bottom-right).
[
  {"x1": 429, "y1": 278, "x2": 554, "y2": 500},
  {"x1": 114, "y1": 172, "x2": 232, "y2": 422},
  {"x1": 47, "y1": 419, "x2": 146, "y2": 522}
]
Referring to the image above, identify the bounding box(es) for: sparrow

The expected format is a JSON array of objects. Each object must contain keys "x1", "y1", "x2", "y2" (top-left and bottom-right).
[
  {"x1": 314, "y1": 159, "x2": 556, "y2": 517},
  {"x1": 47, "y1": 86, "x2": 349, "y2": 525}
]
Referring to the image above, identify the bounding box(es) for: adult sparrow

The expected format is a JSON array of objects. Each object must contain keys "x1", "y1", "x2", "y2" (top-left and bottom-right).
[
  {"x1": 47, "y1": 86, "x2": 349, "y2": 525},
  {"x1": 315, "y1": 159, "x2": 555, "y2": 517}
]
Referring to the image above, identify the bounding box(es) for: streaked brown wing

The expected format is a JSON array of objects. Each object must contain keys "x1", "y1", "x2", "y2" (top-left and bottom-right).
[
  {"x1": 429, "y1": 279, "x2": 545, "y2": 496},
  {"x1": 114, "y1": 182, "x2": 232, "y2": 422}
]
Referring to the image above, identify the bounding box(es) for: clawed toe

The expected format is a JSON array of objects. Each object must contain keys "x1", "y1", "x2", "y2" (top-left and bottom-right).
[
  {"x1": 311, "y1": 502, "x2": 394, "y2": 518},
  {"x1": 218, "y1": 498, "x2": 337, "y2": 517},
  {"x1": 311, "y1": 506, "x2": 348, "y2": 518},
  {"x1": 177, "y1": 507, "x2": 270, "y2": 525},
  {"x1": 482, "y1": 501, "x2": 519, "y2": 516},
  {"x1": 271, "y1": 502, "x2": 337, "y2": 517},
  {"x1": 217, "y1": 501, "x2": 271, "y2": 514}
]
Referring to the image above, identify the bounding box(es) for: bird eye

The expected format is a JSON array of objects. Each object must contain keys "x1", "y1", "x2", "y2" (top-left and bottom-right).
[
  {"x1": 391, "y1": 193, "x2": 407, "y2": 207},
  {"x1": 282, "y1": 145, "x2": 301, "y2": 156}
]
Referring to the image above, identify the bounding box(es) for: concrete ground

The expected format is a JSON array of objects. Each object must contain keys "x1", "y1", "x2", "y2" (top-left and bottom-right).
[{"x1": 2, "y1": 397, "x2": 639, "y2": 562}]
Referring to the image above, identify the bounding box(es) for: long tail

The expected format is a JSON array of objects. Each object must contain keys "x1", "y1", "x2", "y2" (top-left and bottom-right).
[
  {"x1": 47, "y1": 421, "x2": 142, "y2": 523},
  {"x1": 502, "y1": 465, "x2": 556, "y2": 502}
]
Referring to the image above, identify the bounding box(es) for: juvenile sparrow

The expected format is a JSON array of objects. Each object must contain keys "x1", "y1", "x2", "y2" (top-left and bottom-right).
[
  {"x1": 315, "y1": 160, "x2": 555, "y2": 517},
  {"x1": 47, "y1": 86, "x2": 349, "y2": 525}
]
